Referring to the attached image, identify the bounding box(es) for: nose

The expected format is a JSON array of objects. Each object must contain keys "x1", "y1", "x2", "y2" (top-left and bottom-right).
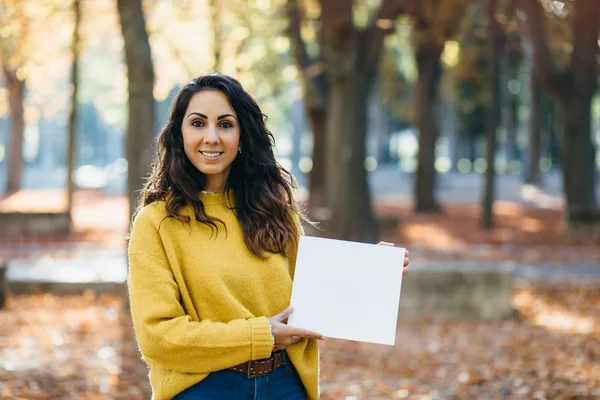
[{"x1": 203, "y1": 125, "x2": 220, "y2": 144}]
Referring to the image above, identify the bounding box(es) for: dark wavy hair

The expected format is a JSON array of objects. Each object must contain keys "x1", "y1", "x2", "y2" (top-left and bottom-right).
[{"x1": 137, "y1": 73, "x2": 303, "y2": 258}]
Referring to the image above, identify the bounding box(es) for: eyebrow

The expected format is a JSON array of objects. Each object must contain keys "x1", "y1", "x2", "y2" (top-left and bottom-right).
[{"x1": 186, "y1": 112, "x2": 237, "y2": 120}]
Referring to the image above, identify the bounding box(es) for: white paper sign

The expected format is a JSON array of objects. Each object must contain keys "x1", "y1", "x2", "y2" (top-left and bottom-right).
[{"x1": 287, "y1": 236, "x2": 405, "y2": 346}]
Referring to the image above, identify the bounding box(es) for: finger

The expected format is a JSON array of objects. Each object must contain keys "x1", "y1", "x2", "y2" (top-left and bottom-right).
[
  {"x1": 377, "y1": 241, "x2": 394, "y2": 246},
  {"x1": 273, "y1": 306, "x2": 294, "y2": 322},
  {"x1": 405, "y1": 250, "x2": 409, "y2": 257},
  {"x1": 295, "y1": 329, "x2": 325, "y2": 340},
  {"x1": 287, "y1": 326, "x2": 318, "y2": 338},
  {"x1": 404, "y1": 257, "x2": 409, "y2": 267},
  {"x1": 402, "y1": 266, "x2": 408, "y2": 276}
]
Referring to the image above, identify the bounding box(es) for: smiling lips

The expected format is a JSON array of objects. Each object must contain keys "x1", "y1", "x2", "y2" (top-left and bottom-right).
[{"x1": 199, "y1": 151, "x2": 223, "y2": 160}]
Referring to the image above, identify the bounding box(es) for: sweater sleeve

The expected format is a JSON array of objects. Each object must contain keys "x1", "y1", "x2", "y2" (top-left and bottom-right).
[{"x1": 127, "y1": 206, "x2": 274, "y2": 374}]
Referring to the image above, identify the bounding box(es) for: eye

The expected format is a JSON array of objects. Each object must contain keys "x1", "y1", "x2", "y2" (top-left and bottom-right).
[
  {"x1": 191, "y1": 120, "x2": 204, "y2": 128},
  {"x1": 220, "y1": 121, "x2": 233, "y2": 129}
]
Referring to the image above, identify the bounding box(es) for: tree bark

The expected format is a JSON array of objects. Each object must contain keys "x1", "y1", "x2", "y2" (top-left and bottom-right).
[
  {"x1": 306, "y1": 107, "x2": 327, "y2": 213},
  {"x1": 321, "y1": 0, "x2": 379, "y2": 242},
  {"x1": 542, "y1": 93, "x2": 558, "y2": 168},
  {"x1": 291, "y1": 0, "x2": 403, "y2": 240},
  {"x1": 559, "y1": 94, "x2": 598, "y2": 230},
  {"x1": 286, "y1": 0, "x2": 329, "y2": 213},
  {"x1": 414, "y1": 46, "x2": 443, "y2": 212},
  {"x1": 3, "y1": 67, "x2": 25, "y2": 194},
  {"x1": 518, "y1": 0, "x2": 599, "y2": 236},
  {"x1": 482, "y1": 0, "x2": 501, "y2": 229},
  {"x1": 501, "y1": 38, "x2": 520, "y2": 164},
  {"x1": 0, "y1": 262, "x2": 7, "y2": 309},
  {"x1": 503, "y1": 90, "x2": 519, "y2": 162},
  {"x1": 117, "y1": 0, "x2": 155, "y2": 223},
  {"x1": 523, "y1": 34, "x2": 542, "y2": 186},
  {"x1": 325, "y1": 70, "x2": 378, "y2": 241},
  {"x1": 67, "y1": 0, "x2": 81, "y2": 219}
]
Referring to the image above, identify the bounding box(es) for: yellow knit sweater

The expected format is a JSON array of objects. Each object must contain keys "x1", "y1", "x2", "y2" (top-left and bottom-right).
[{"x1": 127, "y1": 192, "x2": 319, "y2": 400}]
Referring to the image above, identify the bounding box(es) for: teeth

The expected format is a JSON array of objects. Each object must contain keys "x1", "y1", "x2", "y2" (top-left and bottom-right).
[{"x1": 201, "y1": 152, "x2": 221, "y2": 157}]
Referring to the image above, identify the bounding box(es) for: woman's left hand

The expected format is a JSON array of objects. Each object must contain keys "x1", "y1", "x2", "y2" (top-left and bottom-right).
[{"x1": 377, "y1": 241, "x2": 409, "y2": 276}]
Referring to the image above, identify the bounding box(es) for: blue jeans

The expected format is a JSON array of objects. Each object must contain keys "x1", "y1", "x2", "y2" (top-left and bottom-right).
[{"x1": 172, "y1": 352, "x2": 307, "y2": 400}]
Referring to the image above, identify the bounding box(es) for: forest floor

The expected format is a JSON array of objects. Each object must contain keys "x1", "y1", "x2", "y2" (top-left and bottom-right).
[
  {"x1": 1, "y1": 288, "x2": 598, "y2": 399},
  {"x1": 1, "y1": 189, "x2": 599, "y2": 399}
]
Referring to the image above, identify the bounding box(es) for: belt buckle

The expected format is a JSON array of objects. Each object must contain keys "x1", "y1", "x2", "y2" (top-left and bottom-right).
[{"x1": 247, "y1": 360, "x2": 258, "y2": 379}]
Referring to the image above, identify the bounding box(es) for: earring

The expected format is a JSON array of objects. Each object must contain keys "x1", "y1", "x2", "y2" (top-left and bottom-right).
[{"x1": 238, "y1": 147, "x2": 242, "y2": 154}]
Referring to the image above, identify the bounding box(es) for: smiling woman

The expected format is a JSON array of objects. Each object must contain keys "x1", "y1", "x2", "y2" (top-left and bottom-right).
[
  {"x1": 126, "y1": 73, "x2": 325, "y2": 400},
  {"x1": 181, "y1": 92, "x2": 241, "y2": 193}
]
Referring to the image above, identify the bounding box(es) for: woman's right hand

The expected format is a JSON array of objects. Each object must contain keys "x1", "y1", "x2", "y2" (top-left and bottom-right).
[{"x1": 268, "y1": 306, "x2": 325, "y2": 351}]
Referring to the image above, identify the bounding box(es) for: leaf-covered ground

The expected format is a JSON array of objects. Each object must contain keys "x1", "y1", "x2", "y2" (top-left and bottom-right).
[
  {"x1": 1, "y1": 288, "x2": 598, "y2": 399},
  {"x1": 2, "y1": 190, "x2": 599, "y2": 399}
]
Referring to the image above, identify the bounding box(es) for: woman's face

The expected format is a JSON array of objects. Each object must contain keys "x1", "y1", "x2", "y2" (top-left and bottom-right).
[{"x1": 181, "y1": 90, "x2": 241, "y2": 192}]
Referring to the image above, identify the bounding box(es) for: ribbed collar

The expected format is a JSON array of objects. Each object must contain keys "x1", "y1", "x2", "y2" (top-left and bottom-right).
[{"x1": 199, "y1": 190, "x2": 235, "y2": 206}]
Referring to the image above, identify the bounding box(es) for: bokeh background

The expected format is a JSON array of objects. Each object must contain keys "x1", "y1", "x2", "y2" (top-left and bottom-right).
[{"x1": 0, "y1": 0, "x2": 599, "y2": 399}]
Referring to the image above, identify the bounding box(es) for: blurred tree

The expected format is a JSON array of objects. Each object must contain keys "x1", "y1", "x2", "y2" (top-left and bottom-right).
[
  {"x1": 67, "y1": 0, "x2": 81, "y2": 220},
  {"x1": 541, "y1": 90, "x2": 559, "y2": 167},
  {"x1": 323, "y1": 0, "x2": 408, "y2": 241},
  {"x1": 410, "y1": 0, "x2": 466, "y2": 212},
  {"x1": 482, "y1": 0, "x2": 501, "y2": 229},
  {"x1": 0, "y1": 262, "x2": 5, "y2": 309},
  {"x1": 500, "y1": 8, "x2": 523, "y2": 165},
  {"x1": 0, "y1": 0, "x2": 28, "y2": 194},
  {"x1": 453, "y1": 3, "x2": 488, "y2": 143},
  {"x1": 518, "y1": 0, "x2": 599, "y2": 236},
  {"x1": 524, "y1": 57, "x2": 542, "y2": 186},
  {"x1": 450, "y1": 1, "x2": 525, "y2": 169},
  {"x1": 117, "y1": 0, "x2": 155, "y2": 222},
  {"x1": 286, "y1": 0, "x2": 329, "y2": 214},
  {"x1": 287, "y1": 0, "x2": 406, "y2": 241},
  {"x1": 379, "y1": 20, "x2": 417, "y2": 129},
  {"x1": 520, "y1": 4, "x2": 543, "y2": 185}
]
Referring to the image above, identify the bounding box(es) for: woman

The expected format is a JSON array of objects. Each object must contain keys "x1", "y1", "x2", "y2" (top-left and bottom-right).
[{"x1": 127, "y1": 73, "x2": 409, "y2": 400}]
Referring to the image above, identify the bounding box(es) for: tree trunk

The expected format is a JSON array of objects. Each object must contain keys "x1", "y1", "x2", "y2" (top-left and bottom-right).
[
  {"x1": 326, "y1": 73, "x2": 378, "y2": 242},
  {"x1": 482, "y1": 0, "x2": 501, "y2": 229},
  {"x1": 3, "y1": 68, "x2": 25, "y2": 194},
  {"x1": 414, "y1": 46, "x2": 443, "y2": 212},
  {"x1": 518, "y1": 0, "x2": 599, "y2": 236},
  {"x1": 559, "y1": 94, "x2": 599, "y2": 235},
  {"x1": 524, "y1": 50, "x2": 542, "y2": 186},
  {"x1": 501, "y1": 53, "x2": 519, "y2": 163},
  {"x1": 289, "y1": 98, "x2": 303, "y2": 177},
  {"x1": 306, "y1": 106, "x2": 327, "y2": 213},
  {"x1": 544, "y1": 95, "x2": 559, "y2": 169},
  {"x1": 117, "y1": 0, "x2": 155, "y2": 223},
  {"x1": 285, "y1": 0, "x2": 330, "y2": 215},
  {"x1": 0, "y1": 262, "x2": 7, "y2": 309},
  {"x1": 288, "y1": 0, "x2": 404, "y2": 239},
  {"x1": 506, "y1": 94, "x2": 519, "y2": 162},
  {"x1": 322, "y1": 0, "x2": 378, "y2": 242},
  {"x1": 67, "y1": 0, "x2": 81, "y2": 219}
]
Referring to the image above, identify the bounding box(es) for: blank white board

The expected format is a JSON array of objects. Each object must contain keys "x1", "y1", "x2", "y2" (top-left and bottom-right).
[{"x1": 288, "y1": 236, "x2": 405, "y2": 346}]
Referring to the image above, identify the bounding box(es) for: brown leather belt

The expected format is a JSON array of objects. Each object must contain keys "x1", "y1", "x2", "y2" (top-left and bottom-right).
[{"x1": 227, "y1": 350, "x2": 286, "y2": 378}]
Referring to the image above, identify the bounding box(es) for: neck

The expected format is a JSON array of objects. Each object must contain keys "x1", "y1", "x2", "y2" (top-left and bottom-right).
[{"x1": 204, "y1": 180, "x2": 226, "y2": 194}]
